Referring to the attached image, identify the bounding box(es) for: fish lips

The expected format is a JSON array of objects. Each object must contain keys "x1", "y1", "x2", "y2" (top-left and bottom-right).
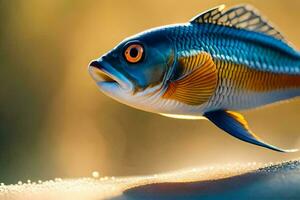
[{"x1": 88, "y1": 59, "x2": 133, "y2": 91}]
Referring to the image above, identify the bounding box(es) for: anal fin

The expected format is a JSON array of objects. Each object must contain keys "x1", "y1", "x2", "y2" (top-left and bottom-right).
[{"x1": 204, "y1": 110, "x2": 298, "y2": 153}]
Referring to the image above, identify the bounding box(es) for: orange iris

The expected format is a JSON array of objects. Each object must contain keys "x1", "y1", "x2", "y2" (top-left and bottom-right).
[{"x1": 124, "y1": 44, "x2": 144, "y2": 63}]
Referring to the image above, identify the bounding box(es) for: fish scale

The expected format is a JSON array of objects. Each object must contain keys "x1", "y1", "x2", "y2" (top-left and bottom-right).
[
  {"x1": 163, "y1": 23, "x2": 300, "y2": 110},
  {"x1": 167, "y1": 24, "x2": 300, "y2": 74}
]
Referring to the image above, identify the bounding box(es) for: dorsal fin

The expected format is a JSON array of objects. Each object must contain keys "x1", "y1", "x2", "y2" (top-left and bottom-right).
[{"x1": 190, "y1": 5, "x2": 286, "y2": 42}]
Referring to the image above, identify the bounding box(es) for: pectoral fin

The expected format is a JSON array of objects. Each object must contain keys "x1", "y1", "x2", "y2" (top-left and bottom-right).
[
  {"x1": 204, "y1": 110, "x2": 298, "y2": 153},
  {"x1": 162, "y1": 52, "x2": 217, "y2": 105}
]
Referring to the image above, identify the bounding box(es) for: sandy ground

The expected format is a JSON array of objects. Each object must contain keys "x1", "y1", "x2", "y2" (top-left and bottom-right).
[{"x1": 0, "y1": 160, "x2": 299, "y2": 200}]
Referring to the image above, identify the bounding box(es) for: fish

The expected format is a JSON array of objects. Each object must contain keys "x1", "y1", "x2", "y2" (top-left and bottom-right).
[{"x1": 88, "y1": 4, "x2": 300, "y2": 152}]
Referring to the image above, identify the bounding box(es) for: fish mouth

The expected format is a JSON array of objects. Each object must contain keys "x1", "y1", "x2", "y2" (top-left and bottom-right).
[
  {"x1": 88, "y1": 59, "x2": 133, "y2": 91},
  {"x1": 89, "y1": 61, "x2": 117, "y2": 83}
]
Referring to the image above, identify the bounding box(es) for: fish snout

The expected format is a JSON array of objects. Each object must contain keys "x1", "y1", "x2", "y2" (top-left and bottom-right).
[
  {"x1": 88, "y1": 60, "x2": 116, "y2": 83},
  {"x1": 89, "y1": 60, "x2": 102, "y2": 69},
  {"x1": 88, "y1": 58, "x2": 134, "y2": 91}
]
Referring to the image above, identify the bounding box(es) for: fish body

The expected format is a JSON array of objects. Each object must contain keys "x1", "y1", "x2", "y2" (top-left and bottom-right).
[
  {"x1": 89, "y1": 5, "x2": 300, "y2": 152},
  {"x1": 167, "y1": 23, "x2": 300, "y2": 111}
]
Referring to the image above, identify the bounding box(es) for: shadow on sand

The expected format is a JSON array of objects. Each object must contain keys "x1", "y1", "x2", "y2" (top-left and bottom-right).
[{"x1": 115, "y1": 160, "x2": 300, "y2": 200}]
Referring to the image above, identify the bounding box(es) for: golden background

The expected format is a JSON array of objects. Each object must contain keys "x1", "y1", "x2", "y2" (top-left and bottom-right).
[{"x1": 0, "y1": 0, "x2": 299, "y2": 183}]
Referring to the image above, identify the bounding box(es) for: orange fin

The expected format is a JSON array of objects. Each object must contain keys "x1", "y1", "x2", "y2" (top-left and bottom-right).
[{"x1": 163, "y1": 52, "x2": 217, "y2": 105}]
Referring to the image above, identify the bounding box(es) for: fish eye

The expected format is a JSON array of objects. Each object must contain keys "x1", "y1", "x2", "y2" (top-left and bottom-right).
[{"x1": 123, "y1": 43, "x2": 144, "y2": 64}]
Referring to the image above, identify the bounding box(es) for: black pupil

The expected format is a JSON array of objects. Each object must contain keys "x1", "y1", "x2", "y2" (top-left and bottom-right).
[{"x1": 129, "y1": 47, "x2": 139, "y2": 58}]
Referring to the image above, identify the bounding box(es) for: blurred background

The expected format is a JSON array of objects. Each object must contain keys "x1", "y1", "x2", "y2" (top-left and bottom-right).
[{"x1": 0, "y1": 0, "x2": 300, "y2": 184}]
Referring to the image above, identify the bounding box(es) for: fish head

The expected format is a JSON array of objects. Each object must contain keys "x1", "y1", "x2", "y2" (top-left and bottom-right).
[{"x1": 89, "y1": 30, "x2": 174, "y2": 109}]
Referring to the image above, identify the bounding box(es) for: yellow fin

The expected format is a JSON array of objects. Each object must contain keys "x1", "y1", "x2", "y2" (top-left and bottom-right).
[
  {"x1": 159, "y1": 113, "x2": 207, "y2": 120},
  {"x1": 162, "y1": 52, "x2": 217, "y2": 105}
]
